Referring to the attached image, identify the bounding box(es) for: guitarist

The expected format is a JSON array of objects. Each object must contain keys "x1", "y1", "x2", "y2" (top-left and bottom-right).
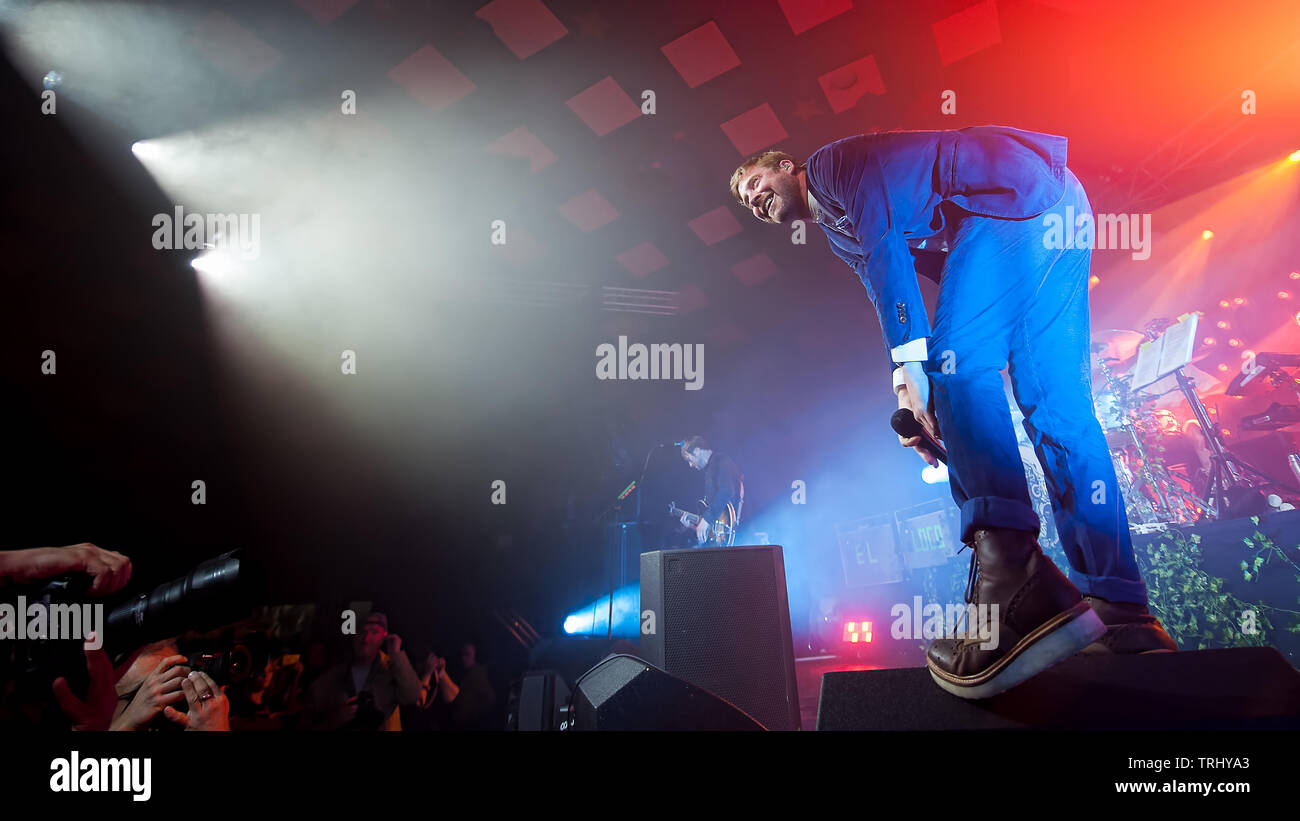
[{"x1": 678, "y1": 436, "x2": 744, "y2": 546}]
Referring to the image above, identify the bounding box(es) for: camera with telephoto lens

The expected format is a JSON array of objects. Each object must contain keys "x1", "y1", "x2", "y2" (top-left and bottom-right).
[{"x1": 1, "y1": 550, "x2": 260, "y2": 717}]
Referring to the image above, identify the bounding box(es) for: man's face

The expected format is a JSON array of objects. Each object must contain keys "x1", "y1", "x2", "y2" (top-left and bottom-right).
[
  {"x1": 353, "y1": 623, "x2": 386, "y2": 661},
  {"x1": 683, "y1": 448, "x2": 705, "y2": 471},
  {"x1": 737, "y1": 160, "x2": 802, "y2": 225}
]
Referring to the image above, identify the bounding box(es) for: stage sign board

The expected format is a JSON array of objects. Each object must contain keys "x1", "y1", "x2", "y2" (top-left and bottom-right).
[
  {"x1": 896, "y1": 502, "x2": 959, "y2": 570},
  {"x1": 836, "y1": 514, "x2": 903, "y2": 587}
]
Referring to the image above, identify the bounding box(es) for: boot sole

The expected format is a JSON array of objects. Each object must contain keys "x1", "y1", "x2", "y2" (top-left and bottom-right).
[{"x1": 928, "y1": 602, "x2": 1106, "y2": 700}]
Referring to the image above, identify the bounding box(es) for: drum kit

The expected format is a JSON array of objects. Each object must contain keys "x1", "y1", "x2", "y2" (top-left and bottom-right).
[
  {"x1": 1089, "y1": 325, "x2": 1300, "y2": 524},
  {"x1": 1090, "y1": 328, "x2": 1213, "y2": 524}
]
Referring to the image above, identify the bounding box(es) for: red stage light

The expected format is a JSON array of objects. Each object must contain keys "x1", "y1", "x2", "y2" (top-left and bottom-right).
[
  {"x1": 1233, "y1": 297, "x2": 1246, "y2": 305},
  {"x1": 842, "y1": 620, "x2": 872, "y2": 644},
  {"x1": 1219, "y1": 300, "x2": 1231, "y2": 308},
  {"x1": 1203, "y1": 337, "x2": 1216, "y2": 345},
  {"x1": 1279, "y1": 291, "x2": 1291, "y2": 299},
  {"x1": 1217, "y1": 321, "x2": 1229, "y2": 329},
  {"x1": 1202, "y1": 230, "x2": 1214, "y2": 240}
]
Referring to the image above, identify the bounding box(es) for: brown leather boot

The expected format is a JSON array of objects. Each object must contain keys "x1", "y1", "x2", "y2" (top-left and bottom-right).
[
  {"x1": 927, "y1": 527, "x2": 1106, "y2": 699},
  {"x1": 1078, "y1": 595, "x2": 1179, "y2": 654}
]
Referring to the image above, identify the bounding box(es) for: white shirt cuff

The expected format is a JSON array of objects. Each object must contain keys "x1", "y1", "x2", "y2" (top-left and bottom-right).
[
  {"x1": 890, "y1": 337, "x2": 929, "y2": 363},
  {"x1": 892, "y1": 366, "x2": 908, "y2": 394}
]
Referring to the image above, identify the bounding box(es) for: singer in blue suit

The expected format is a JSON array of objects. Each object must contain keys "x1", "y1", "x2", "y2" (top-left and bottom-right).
[{"x1": 729, "y1": 126, "x2": 1176, "y2": 699}]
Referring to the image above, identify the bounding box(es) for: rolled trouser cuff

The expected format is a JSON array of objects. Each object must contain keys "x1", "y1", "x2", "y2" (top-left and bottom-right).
[
  {"x1": 960, "y1": 496, "x2": 1041, "y2": 543},
  {"x1": 1067, "y1": 569, "x2": 1149, "y2": 606}
]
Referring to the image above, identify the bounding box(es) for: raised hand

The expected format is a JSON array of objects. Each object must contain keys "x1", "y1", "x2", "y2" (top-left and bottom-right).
[
  {"x1": 52, "y1": 636, "x2": 117, "y2": 731},
  {"x1": 163, "y1": 671, "x2": 230, "y2": 731}
]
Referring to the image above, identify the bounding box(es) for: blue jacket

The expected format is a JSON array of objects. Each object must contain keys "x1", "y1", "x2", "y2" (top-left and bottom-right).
[{"x1": 804, "y1": 126, "x2": 1069, "y2": 357}]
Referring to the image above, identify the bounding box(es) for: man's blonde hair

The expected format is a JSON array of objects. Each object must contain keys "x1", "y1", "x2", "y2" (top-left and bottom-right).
[{"x1": 728, "y1": 150, "x2": 799, "y2": 205}]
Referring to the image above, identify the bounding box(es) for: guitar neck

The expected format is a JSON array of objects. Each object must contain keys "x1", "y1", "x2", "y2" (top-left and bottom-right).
[{"x1": 669, "y1": 504, "x2": 701, "y2": 525}]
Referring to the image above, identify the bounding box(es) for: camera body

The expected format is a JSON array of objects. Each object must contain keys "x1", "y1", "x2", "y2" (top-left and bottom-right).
[
  {"x1": 185, "y1": 645, "x2": 252, "y2": 686},
  {"x1": 1, "y1": 551, "x2": 257, "y2": 724},
  {"x1": 349, "y1": 689, "x2": 387, "y2": 731}
]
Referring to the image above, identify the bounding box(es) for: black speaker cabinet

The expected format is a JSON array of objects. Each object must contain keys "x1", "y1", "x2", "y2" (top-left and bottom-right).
[
  {"x1": 512, "y1": 670, "x2": 570, "y2": 731},
  {"x1": 570, "y1": 654, "x2": 763, "y2": 731},
  {"x1": 639, "y1": 545, "x2": 800, "y2": 730},
  {"x1": 817, "y1": 647, "x2": 1300, "y2": 730}
]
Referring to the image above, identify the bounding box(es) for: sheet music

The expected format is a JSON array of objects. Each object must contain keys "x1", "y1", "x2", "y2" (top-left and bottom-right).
[
  {"x1": 1157, "y1": 313, "x2": 1199, "y2": 378},
  {"x1": 1130, "y1": 313, "x2": 1200, "y2": 389},
  {"x1": 1131, "y1": 339, "x2": 1162, "y2": 389}
]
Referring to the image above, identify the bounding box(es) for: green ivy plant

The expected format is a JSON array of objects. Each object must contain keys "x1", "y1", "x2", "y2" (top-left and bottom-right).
[{"x1": 1134, "y1": 524, "x2": 1300, "y2": 651}]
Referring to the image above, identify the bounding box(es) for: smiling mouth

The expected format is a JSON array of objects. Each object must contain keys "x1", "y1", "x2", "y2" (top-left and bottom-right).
[{"x1": 762, "y1": 192, "x2": 775, "y2": 218}]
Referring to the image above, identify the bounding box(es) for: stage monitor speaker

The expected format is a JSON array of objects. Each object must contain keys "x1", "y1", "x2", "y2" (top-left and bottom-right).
[
  {"x1": 570, "y1": 654, "x2": 762, "y2": 731},
  {"x1": 511, "y1": 670, "x2": 571, "y2": 731},
  {"x1": 640, "y1": 545, "x2": 800, "y2": 730},
  {"x1": 817, "y1": 647, "x2": 1300, "y2": 730}
]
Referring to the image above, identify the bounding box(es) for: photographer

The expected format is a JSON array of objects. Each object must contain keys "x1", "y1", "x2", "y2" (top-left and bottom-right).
[
  {"x1": 305, "y1": 612, "x2": 421, "y2": 731},
  {"x1": 0, "y1": 543, "x2": 130, "y2": 730},
  {"x1": 109, "y1": 641, "x2": 230, "y2": 731}
]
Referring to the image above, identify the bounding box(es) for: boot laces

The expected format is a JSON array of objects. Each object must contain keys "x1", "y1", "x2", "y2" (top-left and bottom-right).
[
  {"x1": 952, "y1": 542, "x2": 980, "y2": 639},
  {"x1": 958, "y1": 542, "x2": 980, "y2": 607}
]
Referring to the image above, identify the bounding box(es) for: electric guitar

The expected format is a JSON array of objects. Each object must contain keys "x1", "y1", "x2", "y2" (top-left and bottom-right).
[{"x1": 668, "y1": 501, "x2": 737, "y2": 547}]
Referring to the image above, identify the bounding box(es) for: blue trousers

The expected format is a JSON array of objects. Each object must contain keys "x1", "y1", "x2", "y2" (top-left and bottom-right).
[{"x1": 926, "y1": 169, "x2": 1149, "y2": 605}]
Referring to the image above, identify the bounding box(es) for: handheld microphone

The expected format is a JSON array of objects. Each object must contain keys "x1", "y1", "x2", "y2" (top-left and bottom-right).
[{"x1": 890, "y1": 409, "x2": 947, "y2": 465}]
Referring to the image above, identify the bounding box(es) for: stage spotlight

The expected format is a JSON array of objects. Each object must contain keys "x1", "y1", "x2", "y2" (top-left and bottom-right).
[
  {"x1": 1228, "y1": 338, "x2": 1242, "y2": 347},
  {"x1": 1217, "y1": 321, "x2": 1229, "y2": 329},
  {"x1": 130, "y1": 140, "x2": 164, "y2": 161},
  {"x1": 1289, "y1": 150, "x2": 1300, "y2": 162},
  {"x1": 921, "y1": 463, "x2": 949, "y2": 484},
  {"x1": 42, "y1": 70, "x2": 62, "y2": 90},
  {"x1": 1201, "y1": 230, "x2": 1214, "y2": 240},
  {"x1": 191, "y1": 248, "x2": 236, "y2": 278},
  {"x1": 1280, "y1": 291, "x2": 1291, "y2": 299},
  {"x1": 1290, "y1": 272, "x2": 1300, "y2": 280},
  {"x1": 562, "y1": 583, "x2": 640, "y2": 638},
  {"x1": 1088, "y1": 275, "x2": 1100, "y2": 290},
  {"x1": 1233, "y1": 297, "x2": 1246, "y2": 305},
  {"x1": 1203, "y1": 337, "x2": 1216, "y2": 346},
  {"x1": 1219, "y1": 300, "x2": 1231, "y2": 308}
]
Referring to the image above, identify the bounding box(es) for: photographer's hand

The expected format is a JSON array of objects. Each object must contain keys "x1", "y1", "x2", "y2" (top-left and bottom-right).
[
  {"x1": 163, "y1": 671, "x2": 230, "y2": 731},
  {"x1": 0, "y1": 543, "x2": 131, "y2": 595},
  {"x1": 111, "y1": 655, "x2": 190, "y2": 731},
  {"x1": 52, "y1": 635, "x2": 117, "y2": 731}
]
